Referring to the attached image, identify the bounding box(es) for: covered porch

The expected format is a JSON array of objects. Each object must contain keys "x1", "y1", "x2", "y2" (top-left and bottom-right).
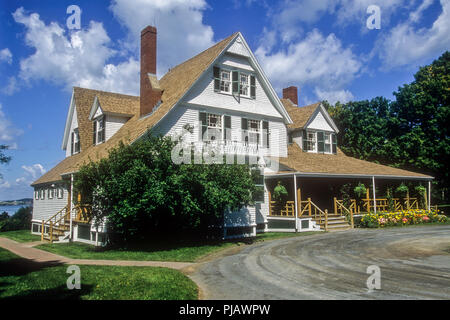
[{"x1": 264, "y1": 172, "x2": 434, "y2": 232}]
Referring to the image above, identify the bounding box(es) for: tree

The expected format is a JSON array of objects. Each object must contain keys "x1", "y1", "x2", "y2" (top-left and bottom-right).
[
  {"x1": 0, "y1": 206, "x2": 32, "y2": 232},
  {"x1": 328, "y1": 51, "x2": 450, "y2": 203},
  {"x1": 74, "y1": 135, "x2": 256, "y2": 244}
]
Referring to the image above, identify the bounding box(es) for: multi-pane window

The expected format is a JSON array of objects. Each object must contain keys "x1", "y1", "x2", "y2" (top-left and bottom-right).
[
  {"x1": 35, "y1": 190, "x2": 39, "y2": 200},
  {"x1": 204, "y1": 113, "x2": 222, "y2": 141},
  {"x1": 324, "y1": 133, "x2": 331, "y2": 153},
  {"x1": 247, "y1": 119, "x2": 260, "y2": 145},
  {"x1": 214, "y1": 66, "x2": 256, "y2": 99},
  {"x1": 305, "y1": 131, "x2": 316, "y2": 152},
  {"x1": 93, "y1": 116, "x2": 105, "y2": 145},
  {"x1": 40, "y1": 189, "x2": 45, "y2": 200},
  {"x1": 48, "y1": 188, "x2": 54, "y2": 199},
  {"x1": 251, "y1": 167, "x2": 264, "y2": 203},
  {"x1": 71, "y1": 128, "x2": 80, "y2": 155},
  {"x1": 239, "y1": 73, "x2": 249, "y2": 96},
  {"x1": 303, "y1": 130, "x2": 337, "y2": 154},
  {"x1": 220, "y1": 70, "x2": 231, "y2": 93}
]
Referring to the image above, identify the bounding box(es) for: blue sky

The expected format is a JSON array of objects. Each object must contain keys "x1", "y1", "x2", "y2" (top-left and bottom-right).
[{"x1": 0, "y1": 0, "x2": 449, "y2": 200}]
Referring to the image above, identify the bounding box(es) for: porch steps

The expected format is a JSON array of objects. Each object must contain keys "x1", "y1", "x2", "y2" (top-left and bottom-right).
[{"x1": 313, "y1": 215, "x2": 352, "y2": 232}]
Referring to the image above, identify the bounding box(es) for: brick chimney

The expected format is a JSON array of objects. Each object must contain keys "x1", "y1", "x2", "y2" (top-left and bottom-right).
[
  {"x1": 140, "y1": 26, "x2": 162, "y2": 117},
  {"x1": 282, "y1": 86, "x2": 298, "y2": 106}
]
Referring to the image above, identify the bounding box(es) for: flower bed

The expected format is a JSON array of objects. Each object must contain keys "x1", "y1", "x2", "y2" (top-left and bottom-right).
[{"x1": 359, "y1": 209, "x2": 448, "y2": 228}]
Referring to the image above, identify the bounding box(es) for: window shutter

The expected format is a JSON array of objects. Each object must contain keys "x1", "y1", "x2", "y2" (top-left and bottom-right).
[
  {"x1": 232, "y1": 70, "x2": 240, "y2": 95},
  {"x1": 317, "y1": 131, "x2": 325, "y2": 153},
  {"x1": 199, "y1": 112, "x2": 207, "y2": 141},
  {"x1": 213, "y1": 66, "x2": 220, "y2": 92},
  {"x1": 224, "y1": 115, "x2": 231, "y2": 140},
  {"x1": 262, "y1": 121, "x2": 269, "y2": 148},
  {"x1": 71, "y1": 132, "x2": 74, "y2": 155},
  {"x1": 250, "y1": 75, "x2": 256, "y2": 99},
  {"x1": 302, "y1": 130, "x2": 307, "y2": 151},
  {"x1": 332, "y1": 133, "x2": 337, "y2": 154},
  {"x1": 241, "y1": 118, "x2": 248, "y2": 143},
  {"x1": 93, "y1": 120, "x2": 97, "y2": 145}
]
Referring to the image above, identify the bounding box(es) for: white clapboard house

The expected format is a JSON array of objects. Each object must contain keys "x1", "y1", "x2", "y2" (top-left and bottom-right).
[{"x1": 31, "y1": 26, "x2": 433, "y2": 245}]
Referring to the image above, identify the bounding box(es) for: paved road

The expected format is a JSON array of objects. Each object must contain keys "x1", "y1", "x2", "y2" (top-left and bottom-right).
[{"x1": 190, "y1": 226, "x2": 450, "y2": 299}]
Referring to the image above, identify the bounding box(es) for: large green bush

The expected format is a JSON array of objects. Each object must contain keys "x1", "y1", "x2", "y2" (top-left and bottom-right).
[{"x1": 74, "y1": 135, "x2": 256, "y2": 244}]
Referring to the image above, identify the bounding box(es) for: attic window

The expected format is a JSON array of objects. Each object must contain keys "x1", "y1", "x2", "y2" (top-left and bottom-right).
[
  {"x1": 71, "y1": 128, "x2": 80, "y2": 155},
  {"x1": 214, "y1": 66, "x2": 256, "y2": 99},
  {"x1": 93, "y1": 116, "x2": 105, "y2": 145}
]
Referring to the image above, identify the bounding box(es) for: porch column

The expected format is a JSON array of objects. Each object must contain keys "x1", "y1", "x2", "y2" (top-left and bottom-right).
[
  {"x1": 293, "y1": 174, "x2": 298, "y2": 232},
  {"x1": 69, "y1": 174, "x2": 74, "y2": 241},
  {"x1": 428, "y1": 180, "x2": 431, "y2": 211},
  {"x1": 372, "y1": 176, "x2": 377, "y2": 213}
]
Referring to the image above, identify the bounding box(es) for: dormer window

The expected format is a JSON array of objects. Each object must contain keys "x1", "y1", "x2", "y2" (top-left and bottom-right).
[
  {"x1": 93, "y1": 116, "x2": 105, "y2": 145},
  {"x1": 220, "y1": 70, "x2": 231, "y2": 93},
  {"x1": 71, "y1": 128, "x2": 80, "y2": 155},
  {"x1": 303, "y1": 130, "x2": 337, "y2": 154}
]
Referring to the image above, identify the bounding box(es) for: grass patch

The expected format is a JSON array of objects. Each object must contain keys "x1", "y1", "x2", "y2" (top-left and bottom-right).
[
  {"x1": 37, "y1": 231, "x2": 319, "y2": 262},
  {"x1": 0, "y1": 247, "x2": 197, "y2": 300},
  {"x1": 0, "y1": 230, "x2": 40, "y2": 243}
]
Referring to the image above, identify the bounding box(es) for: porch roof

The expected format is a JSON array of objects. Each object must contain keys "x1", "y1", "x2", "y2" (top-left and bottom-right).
[{"x1": 267, "y1": 143, "x2": 433, "y2": 180}]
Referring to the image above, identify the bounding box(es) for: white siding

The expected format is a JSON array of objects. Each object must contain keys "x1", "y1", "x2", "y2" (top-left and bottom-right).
[
  {"x1": 183, "y1": 53, "x2": 284, "y2": 120},
  {"x1": 306, "y1": 111, "x2": 334, "y2": 132},
  {"x1": 105, "y1": 114, "x2": 128, "y2": 141},
  {"x1": 65, "y1": 106, "x2": 79, "y2": 157},
  {"x1": 32, "y1": 185, "x2": 68, "y2": 222},
  {"x1": 227, "y1": 36, "x2": 250, "y2": 57}
]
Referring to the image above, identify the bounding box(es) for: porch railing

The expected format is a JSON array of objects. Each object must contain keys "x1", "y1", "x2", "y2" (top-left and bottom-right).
[
  {"x1": 269, "y1": 198, "x2": 329, "y2": 230},
  {"x1": 334, "y1": 196, "x2": 421, "y2": 216}
]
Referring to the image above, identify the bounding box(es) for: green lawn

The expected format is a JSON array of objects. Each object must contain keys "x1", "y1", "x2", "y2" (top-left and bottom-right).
[
  {"x1": 0, "y1": 230, "x2": 40, "y2": 243},
  {"x1": 0, "y1": 247, "x2": 197, "y2": 300},
  {"x1": 37, "y1": 231, "x2": 319, "y2": 262}
]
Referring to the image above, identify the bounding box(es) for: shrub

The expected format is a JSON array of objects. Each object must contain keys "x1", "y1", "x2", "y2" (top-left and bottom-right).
[{"x1": 74, "y1": 135, "x2": 256, "y2": 244}]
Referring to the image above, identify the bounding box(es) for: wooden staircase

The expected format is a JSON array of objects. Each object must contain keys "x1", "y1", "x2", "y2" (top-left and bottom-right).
[
  {"x1": 41, "y1": 206, "x2": 71, "y2": 243},
  {"x1": 313, "y1": 213, "x2": 352, "y2": 231}
]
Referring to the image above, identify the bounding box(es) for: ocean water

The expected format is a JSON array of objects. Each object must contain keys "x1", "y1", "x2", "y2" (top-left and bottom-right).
[{"x1": 0, "y1": 205, "x2": 26, "y2": 216}]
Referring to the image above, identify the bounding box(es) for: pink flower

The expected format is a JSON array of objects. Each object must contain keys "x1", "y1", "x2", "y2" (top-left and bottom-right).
[{"x1": 422, "y1": 216, "x2": 430, "y2": 221}]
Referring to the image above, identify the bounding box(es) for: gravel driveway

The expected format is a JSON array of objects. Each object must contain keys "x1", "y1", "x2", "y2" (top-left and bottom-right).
[{"x1": 189, "y1": 226, "x2": 450, "y2": 299}]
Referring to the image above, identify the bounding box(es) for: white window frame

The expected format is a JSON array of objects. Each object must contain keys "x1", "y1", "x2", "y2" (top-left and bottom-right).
[
  {"x1": 57, "y1": 187, "x2": 64, "y2": 199},
  {"x1": 247, "y1": 119, "x2": 260, "y2": 146},
  {"x1": 94, "y1": 116, "x2": 106, "y2": 145},
  {"x1": 40, "y1": 189, "x2": 45, "y2": 200},
  {"x1": 324, "y1": 132, "x2": 332, "y2": 154},
  {"x1": 48, "y1": 188, "x2": 54, "y2": 199},
  {"x1": 72, "y1": 128, "x2": 80, "y2": 155},
  {"x1": 239, "y1": 73, "x2": 250, "y2": 97},
  {"x1": 305, "y1": 131, "x2": 317, "y2": 152},
  {"x1": 206, "y1": 113, "x2": 223, "y2": 142},
  {"x1": 34, "y1": 190, "x2": 39, "y2": 200},
  {"x1": 219, "y1": 69, "x2": 231, "y2": 93}
]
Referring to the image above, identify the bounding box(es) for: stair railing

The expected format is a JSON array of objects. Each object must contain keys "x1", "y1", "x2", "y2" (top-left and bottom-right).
[
  {"x1": 334, "y1": 198, "x2": 354, "y2": 228},
  {"x1": 41, "y1": 205, "x2": 70, "y2": 242}
]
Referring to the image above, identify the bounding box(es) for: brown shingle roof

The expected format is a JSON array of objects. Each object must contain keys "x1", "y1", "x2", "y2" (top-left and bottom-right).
[
  {"x1": 281, "y1": 99, "x2": 319, "y2": 130},
  {"x1": 273, "y1": 143, "x2": 431, "y2": 178},
  {"x1": 32, "y1": 32, "x2": 238, "y2": 186},
  {"x1": 96, "y1": 92, "x2": 140, "y2": 117}
]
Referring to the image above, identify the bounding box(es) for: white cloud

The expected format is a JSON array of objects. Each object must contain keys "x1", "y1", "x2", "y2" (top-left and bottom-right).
[
  {"x1": 21, "y1": 164, "x2": 46, "y2": 180},
  {"x1": 314, "y1": 88, "x2": 355, "y2": 104},
  {"x1": 2, "y1": 77, "x2": 19, "y2": 95},
  {"x1": 376, "y1": 0, "x2": 450, "y2": 68},
  {"x1": 0, "y1": 48, "x2": 12, "y2": 64},
  {"x1": 12, "y1": 7, "x2": 140, "y2": 95},
  {"x1": 256, "y1": 29, "x2": 361, "y2": 103},
  {"x1": 0, "y1": 180, "x2": 11, "y2": 189},
  {"x1": 109, "y1": 0, "x2": 215, "y2": 75},
  {"x1": 0, "y1": 103, "x2": 23, "y2": 144}
]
